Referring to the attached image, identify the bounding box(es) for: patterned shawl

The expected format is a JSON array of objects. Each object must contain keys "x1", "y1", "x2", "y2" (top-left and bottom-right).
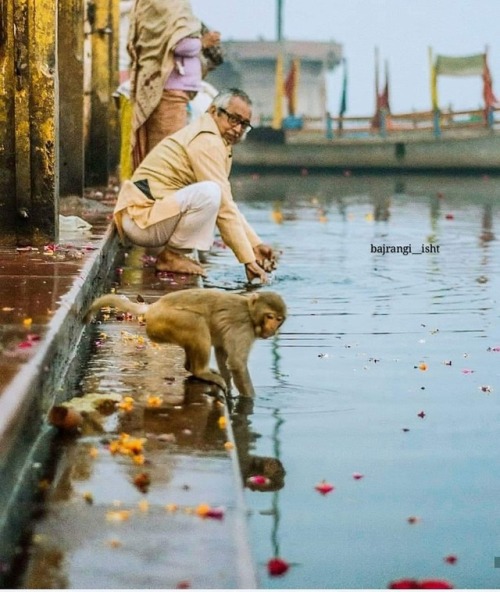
[{"x1": 127, "y1": 0, "x2": 200, "y2": 168}]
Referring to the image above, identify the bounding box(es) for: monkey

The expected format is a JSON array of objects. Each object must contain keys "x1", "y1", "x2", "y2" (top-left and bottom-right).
[{"x1": 86, "y1": 288, "x2": 286, "y2": 397}]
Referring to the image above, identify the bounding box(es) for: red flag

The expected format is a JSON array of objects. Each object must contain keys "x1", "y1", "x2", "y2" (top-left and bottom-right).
[
  {"x1": 284, "y1": 60, "x2": 298, "y2": 116},
  {"x1": 482, "y1": 55, "x2": 498, "y2": 108},
  {"x1": 372, "y1": 57, "x2": 390, "y2": 128},
  {"x1": 380, "y1": 60, "x2": 391, "y2": 112}
]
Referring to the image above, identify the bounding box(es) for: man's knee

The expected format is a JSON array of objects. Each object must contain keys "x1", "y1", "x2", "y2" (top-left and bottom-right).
[{"x1": 198, "y1": 181, "x2": 221, "y2": 211}]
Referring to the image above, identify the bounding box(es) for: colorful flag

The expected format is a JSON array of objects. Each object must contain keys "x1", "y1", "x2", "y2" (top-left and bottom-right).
[
  {"x1": 339, "y1": 58, "x2": 348, "y2": 117},
  {"x1": 284, "y1": 59, "x2": 300, "y2": 116},
  {"x1": 482, "y1": 55, "x2": 498, "y2": 108},
  {"x1": 372, "y1": 49, "x2": 390, "y2": 128},
  {"x1": 380, "y1": 60, "x2": 391, "y2": 112},
  {"x1": 272, "y1": 53, "x2": 284, "y2": 129},
  {"x1": 435, "y1": 53, "x2": 484, "y2": 76}
]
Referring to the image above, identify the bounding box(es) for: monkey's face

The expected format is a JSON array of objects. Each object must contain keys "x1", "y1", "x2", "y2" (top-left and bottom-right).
[
  {"x1": 250, "y1": 292, "x2": 287, "y2": 339},
  {"x1": 258, "y1": 310, "x2": 286, "y2": 339}
]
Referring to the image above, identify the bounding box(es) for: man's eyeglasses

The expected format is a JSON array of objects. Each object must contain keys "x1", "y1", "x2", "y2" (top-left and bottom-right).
[{"x1": 218, "y1": 108, "x2": 253, "y2": 131}]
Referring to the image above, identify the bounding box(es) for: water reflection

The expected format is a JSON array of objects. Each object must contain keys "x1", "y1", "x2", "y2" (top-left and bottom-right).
[{"x1": 228, "y1": 172, "x2": 500, "y2": 588}]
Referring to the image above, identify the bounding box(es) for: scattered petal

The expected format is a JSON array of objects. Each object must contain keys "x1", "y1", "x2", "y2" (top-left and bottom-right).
[
  {"x1": 461, "y1": 369, "x2": 474, "y2": 374},
  {"x1": 83, "y1": 491, "x2": 94, "y2": 505},
  {"x1": 267, "y1": 557, "x2": 290, "y2": 577},
  {"x1": 479, "y1": 385, "x2": 492, "y2": 393},
  {"x1": 388, "y1": 579, "x2": 453, "y2": 589},
  {"x1": 117, "y1": 396, "x2": 135, "y2": 412},
  {"x1": 138, "y1": 500, "x2": 149, "y2": 512},
  {"x1": 407, "y1": 516, "x2": 420, "y2": 524},
  {"x1": 352, "y1": 472, "x2": 364, "y2": 480},
  {"x1": 196, "y1": 503, "x2": 224, "y2": 520},
  {"x1": 133, "y1": 472, "x2": 151, "y2": 493},
  {"x1": 146, "y1": 395, "x2": 163, "y2": 408},
  {"x1": 418, "y1": 362, "x2": 428, "y2": 371},
  {"x1": 106, "y1": 510, "x2": 131, "y2": 522},
  {"x1": 487, "y1": 345, "x2": 500, "y2": 352},
  {"x1": 18, "y1": 341, "x2": 33, "y2": 349},
  {"x1": 247, "y1": 475, "x2": 271, "y2": 486},
  {"x1": 419, "y1": 579, "x2": 454, "y2": 589},
  {"x1": 205, "y1": 506, "x2": 225, "y2": 519},
  {"x1": 417, "y1": 411, "x2": 426, "y2": 419},
  {"x1": 224, "y1": 441, "x2": 235, "y2": 450},
  {"x1": 106, "y1": 539, "x2": 122, "y2": 548},
  {"x1": 388, "y1": 579, "x2": 420, "y2": 589},
  {"x1": 444, "y1": 555, "x2": 458, "y2": 565},
  {"x1": 218, "y1": 416, "x2": 227, "y2": 429},
  {"x1": 315, "y1": 480, "x2": 335, "y2": 495}
]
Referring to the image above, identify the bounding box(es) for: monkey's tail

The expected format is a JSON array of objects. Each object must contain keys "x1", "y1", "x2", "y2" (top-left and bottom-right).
[{"x1": 85, "y1": 294, "x2": 149, "y2": 322}]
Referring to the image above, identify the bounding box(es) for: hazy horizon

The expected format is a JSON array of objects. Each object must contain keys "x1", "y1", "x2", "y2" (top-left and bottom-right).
[{"x1": 191, "y1": 0, "x2": 500, "y2": 117}]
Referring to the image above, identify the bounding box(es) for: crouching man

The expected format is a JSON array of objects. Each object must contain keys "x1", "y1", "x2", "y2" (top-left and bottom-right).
[{"x1": 114, "y1": 88, "x2": 277, "y2": 283}]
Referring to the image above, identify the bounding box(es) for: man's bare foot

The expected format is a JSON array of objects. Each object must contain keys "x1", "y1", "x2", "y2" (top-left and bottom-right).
[{"x1": 156, "y1": 249, "x2": 206, "y2": 276}]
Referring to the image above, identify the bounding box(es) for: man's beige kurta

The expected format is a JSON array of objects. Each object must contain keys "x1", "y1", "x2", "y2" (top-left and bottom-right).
[{"x1": 114, "y1": 113, "x2": 262, "y2": 264}]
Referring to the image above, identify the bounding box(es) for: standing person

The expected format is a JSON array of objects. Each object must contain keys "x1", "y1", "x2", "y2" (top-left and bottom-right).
[
  {"x1": 113, "y1": 89, "x2": 277, "y2": 284},
  {"x1": 127, "y1": 0, "x2": 221, "y2": 168}
]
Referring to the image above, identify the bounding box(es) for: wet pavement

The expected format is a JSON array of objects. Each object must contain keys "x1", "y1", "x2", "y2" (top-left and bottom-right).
[{"x1": 0, "y1": 189, "x2": 256, "y2": 588}]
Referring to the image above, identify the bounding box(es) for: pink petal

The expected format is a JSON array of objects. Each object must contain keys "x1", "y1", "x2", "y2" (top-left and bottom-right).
[
  {"x1": 247, "y1": 475, "x2": 270, "y2": 486},
  {"x1": 205, "y1": 506, "x2": 225, "y2": 520},
  {"x1": 267, "y1": 557, "x2": 290, "y2": 576},
  {"x1": 315, "y1": 480, "x2": 335, "y2": 495},
  {"x1": 18, "y1": 341, "x2": 33, "y2": 349}
]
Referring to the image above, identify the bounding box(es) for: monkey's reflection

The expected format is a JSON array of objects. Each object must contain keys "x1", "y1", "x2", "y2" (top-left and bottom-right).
[
  {"x1": 140, "y1": 378, "x2": 225, "y2": 450},
  {"x1": 228, "y1": 396, "x2": 286, "y2": 492},
  {"x1": 128, "y1": 379, "x2": 285, "y2": 489}
]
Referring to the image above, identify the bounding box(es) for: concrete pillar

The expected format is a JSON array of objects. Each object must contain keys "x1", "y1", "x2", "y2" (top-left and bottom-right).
[
  {"x1": 0, "y1": 0, "x2": 58, "y2": 246},
  {"x1": 58, "y1": 0, "x2": 85, "y2": 197},
  {"x1": 85, "y1": 0, "x2": 120, "y2": 186}
]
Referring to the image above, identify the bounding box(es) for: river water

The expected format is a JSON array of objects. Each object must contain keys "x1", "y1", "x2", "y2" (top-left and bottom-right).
[
  {"x1": 211, "y1": 172, "x2": 500, "y2": 589},
  {"x1": 16, "y1": 172, "x2": 500, "y2": 589}
]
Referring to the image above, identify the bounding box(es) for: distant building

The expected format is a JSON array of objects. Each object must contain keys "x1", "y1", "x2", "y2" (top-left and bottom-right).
[{"x1": 205, "y1": 40, "x2": 342, "y2": 126}]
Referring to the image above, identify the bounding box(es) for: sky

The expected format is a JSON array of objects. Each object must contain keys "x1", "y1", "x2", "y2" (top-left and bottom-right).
[{"x1": 190, "y1": 0, "x2": 500, "y2": 116}]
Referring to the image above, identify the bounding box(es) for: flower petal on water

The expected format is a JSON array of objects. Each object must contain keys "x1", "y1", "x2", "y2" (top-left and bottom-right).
[
  {"x1": 315, "y1": 480, "x2": 335, "y2": 495},
  {"x1": 106, "y1": 510, "x2": 131, "y2": 522},
  {"x1": 247, "y1": 475, "x2": 271, "y2": 486},
  {"x1": 267, "y1": 557, "x2": 290, "y2": 576}
]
